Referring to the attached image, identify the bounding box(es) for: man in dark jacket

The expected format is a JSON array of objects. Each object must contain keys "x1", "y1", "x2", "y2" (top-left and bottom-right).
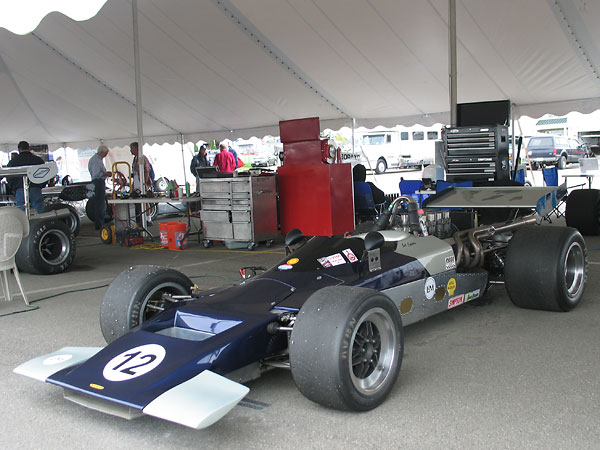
[
  {"x1": 190, "y1": 144, "x2": 209, "y2": 192},
  {"x1": 6, "y1": 141, "x2": 46, "y2": 213}
]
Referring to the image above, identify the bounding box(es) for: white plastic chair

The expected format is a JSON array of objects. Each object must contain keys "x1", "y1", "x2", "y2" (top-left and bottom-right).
[{"x1": 0, "y1": 207, "x2": 30, "y2": 305}]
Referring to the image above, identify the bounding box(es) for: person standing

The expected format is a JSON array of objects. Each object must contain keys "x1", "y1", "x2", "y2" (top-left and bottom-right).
[
  {"x1": 227, "y1": 144, "x2": 239, "y2": 170},
  {"x1": 213, "y1": 143, "x2": 236, "y2": 173},
  {"x1": 7, "y1": 141, "x2": 46, "y2": 214},
  {"x1": 129, "y1": 141, "x2": 154, "y2": 226},
  {"x1": 190, "y1": 144, "x2": 210, "y2": 191},
  {"x1": 88, "y1": 145, "x2": 112, "y2": 230},
  {"x1": 129, "y1": 142, "x2": 153, "y2": 190}
]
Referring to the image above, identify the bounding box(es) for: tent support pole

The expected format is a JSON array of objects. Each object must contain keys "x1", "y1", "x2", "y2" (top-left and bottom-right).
[
  {"x1": 180, "y1": 134, "x2": 187, "y2": 186},
  {"x1": 132, "y1": 0, "x2": 145, "y2": 196},
  {"x1": 132, "y1": 0, "x2": 148, "y2": 228},
  {"x1": 449, "y1": 0, "x2": 457, "y2": 127}
]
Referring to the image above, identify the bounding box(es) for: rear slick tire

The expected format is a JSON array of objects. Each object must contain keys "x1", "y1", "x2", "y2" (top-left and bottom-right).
[
  {"x1": 290, "y1": 286, "x2": 403, "y2": 411},
  {"x1": 505, "y1": 226, "x2": 586, "y2": 311},
  {"x1": 565, "y1": 189, "x2": 600, "y2": 236},
  {"x1": 16, "y1": 219, "x2": 75, "y2": 275}
]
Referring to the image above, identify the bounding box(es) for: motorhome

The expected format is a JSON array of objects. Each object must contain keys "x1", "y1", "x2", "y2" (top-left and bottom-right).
[{"x1": 356, "y1": 126, "x2": 440, "y2": 173}]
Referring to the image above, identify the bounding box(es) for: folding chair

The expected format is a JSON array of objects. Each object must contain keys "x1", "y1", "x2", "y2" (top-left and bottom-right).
[
  {"x1": 542, "y1": 166, "x2": 565, "y2": 220},
  {"x1": 354, "y1": 182, "x2": 378, "y2": 222},
  {"x1": 0, "y1": 207, "x2": 30, "y2": 305}
]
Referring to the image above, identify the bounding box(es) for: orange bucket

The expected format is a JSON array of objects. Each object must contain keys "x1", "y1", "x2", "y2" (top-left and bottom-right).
[
  {"x1": 167, "y1": 222, "x2": 188, "y2": 250},
  {"x1": 159, "y1": 222, "x2": 176, "y2": 248}
]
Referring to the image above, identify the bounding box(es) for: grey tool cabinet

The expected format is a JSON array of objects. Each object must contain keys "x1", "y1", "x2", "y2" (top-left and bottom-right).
[{"x1": 199, "y1": 175, "x2": 278, "y2": 249}]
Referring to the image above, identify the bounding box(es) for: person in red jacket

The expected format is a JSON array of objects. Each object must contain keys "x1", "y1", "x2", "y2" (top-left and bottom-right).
[{"x1": 213, "y1": 143, "x2": 236, "y2": 173}]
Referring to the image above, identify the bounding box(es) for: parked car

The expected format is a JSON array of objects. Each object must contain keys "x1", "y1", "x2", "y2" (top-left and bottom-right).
[
  {"x1": 251, "y1": 154, "x2": 278, "y2": 167},
  {"x1": 527, "y1": 135, "x2": 588, "y2": 169}
]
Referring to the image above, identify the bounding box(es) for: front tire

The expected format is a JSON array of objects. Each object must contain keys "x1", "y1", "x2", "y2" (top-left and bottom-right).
[
  {"x1": 505, "y1": 226, "x2": 586, "y2": 311},
  {"x1": 100, "y1": 265, "x2": 193, "y2": 344},
  {"x1": 16, "y1": 219, "x2": 75, "y2": 275},
  {"x1": 290, "y1": 286, "x2": 403, "y2": 411},
  {"x1": 375, "y1": 158, "x2": 387, "y2": 174}
]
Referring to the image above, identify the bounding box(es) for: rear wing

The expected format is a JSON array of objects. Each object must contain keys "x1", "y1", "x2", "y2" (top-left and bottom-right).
[{"x1": 423, "y1": 184, "x2": 566, "y2": 217}]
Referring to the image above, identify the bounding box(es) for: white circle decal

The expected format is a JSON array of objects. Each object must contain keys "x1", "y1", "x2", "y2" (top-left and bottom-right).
[
  {"x1": 103, "y1": 344, "x2": 166, "y2": 382},
  {"x1": 43, "y1": 354, "x2": 72, "y2": 366},
  {"x1": 424, "y1": 277, "x2": 436, "y2": 300}
]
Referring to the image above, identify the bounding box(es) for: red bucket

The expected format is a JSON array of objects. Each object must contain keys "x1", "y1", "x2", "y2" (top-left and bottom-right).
[
  {"x1": 167, "y1": 222, "x2": 188, "y2": 250},
  {"x1": 159, "y1": 222, "x2": 176, "y2": 248}
]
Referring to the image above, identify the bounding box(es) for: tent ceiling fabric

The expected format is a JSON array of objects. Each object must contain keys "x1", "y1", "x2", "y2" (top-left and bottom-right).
[{"x1": 1, "y1": 0, "x2": 600, "y2": 148}]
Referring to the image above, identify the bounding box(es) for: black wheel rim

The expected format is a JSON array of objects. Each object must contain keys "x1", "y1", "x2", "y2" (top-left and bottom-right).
[
  {"x1": 349, "y1": 307, "x2": 397, "y2": 395},
  {"x1": 38, "y1": 228, "x2": 70, "y2": 266},
  {"x1": 140, "y1": 282, "x2": 187, "y2": 322}
]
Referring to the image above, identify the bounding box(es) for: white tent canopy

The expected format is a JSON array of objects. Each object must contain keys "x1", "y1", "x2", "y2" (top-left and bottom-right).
[{"x1": 1, "y1": 0, "x2": 600, "y2": 150}]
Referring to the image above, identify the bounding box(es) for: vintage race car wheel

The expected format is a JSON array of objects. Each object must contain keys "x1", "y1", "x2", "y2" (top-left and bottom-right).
[
  {"x1": 16, "y1": 219, "x2": 76, "y2": 275},
  {"x1": 100, "y1": 265, "x2": 193, "y2": 344},
  {"x1": 565, "y1": 189, "x2": 600, "y2": 236},
  {"x1": 375, "y1": 158, "x2": 387, "y2": 174},
  {"x1": 505, "y1": 226, "x2": 586, "y2": 311},
  {"x1": 44, "y1": 203, "x2": 81, "y2": 236},
  {"x1": 290, "y1": 286, "x2": 403, "y2": 411}
]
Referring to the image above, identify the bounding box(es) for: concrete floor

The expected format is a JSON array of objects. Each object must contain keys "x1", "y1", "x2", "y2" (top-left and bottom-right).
[{"x1": 1, "y1": 216, "x2": 599, "y2": 450}]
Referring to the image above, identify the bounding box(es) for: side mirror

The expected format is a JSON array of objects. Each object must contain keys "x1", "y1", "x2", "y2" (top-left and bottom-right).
[
  {"x1": 364, "y1": 231, "x2": 385, "y2": 251},
  {"x1": 285, "y1": 228, "x2": 304, "y2": 246}
]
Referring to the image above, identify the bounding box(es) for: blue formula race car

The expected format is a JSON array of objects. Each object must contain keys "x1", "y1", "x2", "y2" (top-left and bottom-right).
[{"x1": 15, "y1": 186, "x2": 589, "y2": 428}]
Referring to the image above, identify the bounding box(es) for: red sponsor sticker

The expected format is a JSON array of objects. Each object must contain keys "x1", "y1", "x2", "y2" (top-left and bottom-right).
[
  {"x1": 342, "y1": 248, "x2": 358, "y2": 263},
  {"x1": 448, "y1": 294, "x2": 464, "y2": 309}
]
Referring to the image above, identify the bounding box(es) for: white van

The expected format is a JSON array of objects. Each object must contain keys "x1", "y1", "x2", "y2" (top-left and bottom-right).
[{"x1": 357, "y1": 128, "x2": 439, "y2": 173}]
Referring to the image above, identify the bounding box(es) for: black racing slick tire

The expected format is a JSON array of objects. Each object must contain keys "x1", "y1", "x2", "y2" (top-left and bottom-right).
[
  {"x1": 565, "y1": 189, "x2": 600, "y2": 236},
  {"x1": 16, "y1": 219, "x2": 76, "y2": 275},
  {"x1": 289, "y1": 286, "x2": 403, "y2": 411},
  {"x1": 85, "y1": 197, "x2": 113, "y2": 223},
  {"x1": 505, "y1": 226, "x2": 586, "y2": 311},
  {"x1": 44, "y1": 203, "x2": 81, "y2": 236},
  {"x1": 100, "y1": 265, "x2": 193, "y2": 344}
]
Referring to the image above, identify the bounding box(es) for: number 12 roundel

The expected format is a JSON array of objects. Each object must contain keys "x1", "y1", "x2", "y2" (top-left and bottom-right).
[{"x1": 103, "y1": 344, "x2": 166, "y2": 382}]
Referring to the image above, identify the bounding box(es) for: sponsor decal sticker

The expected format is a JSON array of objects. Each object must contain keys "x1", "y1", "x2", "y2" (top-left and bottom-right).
[
  {"x1": 43, "y1": 354, "x2": 72, "y2": 366},
  {"x1": 342, "y1": 248, "x2": 358, "y2": 263},
  {"x1": 465, "y1": 289, "x2": 480, "y2": 302},
  {"x1": 89, "y1": 384, "x2": 104, "y2": 390},
  {"x1": 286, "y1": 258, "x2": 299, "y2": 265},
  {"x1": 317, "y1": 257, "x2": 332, "y2": 268},
  {"x1": 424, "y1": 277, "x2": 436, "y2": 300},
  {"x1": 103, "y1": 344, "x2": 166, "y2": 382},
  {"x1": 445, "y1": 256, "x2": 456, "y2": 270},
  {"x1": 448, "y1": 294, "x2": 464, "y2": 309},
  {"x1": 326, "y1": 253, "x2": 346, "y2": 266},
  {"x1": 278, "y1": 264, "x2": 293, "y2": 271},
  {"x1": 447, "y1": 277, "x2": 457, "y2": 295}
]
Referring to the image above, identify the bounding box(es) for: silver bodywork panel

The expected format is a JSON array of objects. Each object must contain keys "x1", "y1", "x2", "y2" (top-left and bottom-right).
[
  {"x1": 13, "y1": 347, "x2": 103, "y2": 382},
  {"x1": 384, "y1": 271, "x2": 488, "y2": 327},
  {"x1": 394, "y1": 235, "x2": 455, "y2": 275},
  {"x1": 142, "y1": 370, "x2": 249, "y2": 429}
]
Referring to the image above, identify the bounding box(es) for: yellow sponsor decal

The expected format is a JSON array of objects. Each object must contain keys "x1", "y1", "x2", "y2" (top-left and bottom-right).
[
  {"x1": 89, "y1": 383, "x2": 105, "y2": 390},
  {"x1": 447, "y1": 278, "x2": 457, "y2": 295},
  {"x1": 287, "y1": 258, "x2": 299, "y2": 265}
]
